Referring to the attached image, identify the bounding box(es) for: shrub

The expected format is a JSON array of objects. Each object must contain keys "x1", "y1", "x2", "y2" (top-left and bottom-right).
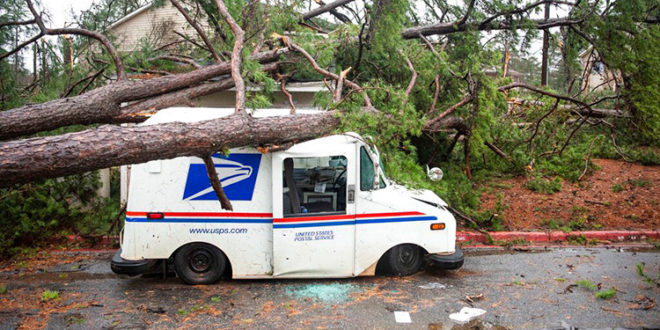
[
  {"x1": 0, "y1": 170, "x2": 121, "y2": 258},
  {"x1": 525, "y1": 176, "x2": 562, "y2": 194}
]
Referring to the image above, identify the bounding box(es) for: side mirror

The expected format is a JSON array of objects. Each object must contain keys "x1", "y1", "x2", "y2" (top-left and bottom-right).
[{"x1": 426, "y1": 165, "x2": 443, "y2": 181}]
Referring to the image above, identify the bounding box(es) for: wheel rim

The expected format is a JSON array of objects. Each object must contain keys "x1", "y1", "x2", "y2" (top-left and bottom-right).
[
  {"x1": 189, "y1": 249, "x2": 213, "y2": 273},
  {"x1": 398, "y1": 245, "x2": 417, "y2": 266}
]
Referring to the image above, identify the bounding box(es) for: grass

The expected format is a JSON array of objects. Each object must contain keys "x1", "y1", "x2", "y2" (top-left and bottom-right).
[
  {"x1": 0, "y1": 284, "x2": 6, "y2": 294},
  {"x1": 611, "y1": 184, "x2": 624, "y2": 192},
  {"x1": 567, "y1": 234, "x2": 588, "y2": 245},
  {"x1": 41, "y1": 290, "x2": 60, "y2": 301},
  {"x1": 596, "y1": 288, "x2": 617, "y2": 299},
  {"x1": 628, "y1": 178, "x2": 652, "y2": 188},
  {"x1": 177, "y1": 309, "x2": 188, "y2": 316},
  {"x1": 525, "y1": 176, "x2": 562, "y2": 194},
  {"x1": 636, "y1": 262, "x2": 657, "y2": 285},
  {"x1": 576, "y1": 280, "x2": 598, "y2": 291},
  {"x1": 555, "y1": 277, "x2": 565, "y2": 282},
  {"x1": 576, "y1": 279, "x2": 617, "y2": 299},
  {"x1": 211, "y1": 296, "x2": 221, "y2": 302}
]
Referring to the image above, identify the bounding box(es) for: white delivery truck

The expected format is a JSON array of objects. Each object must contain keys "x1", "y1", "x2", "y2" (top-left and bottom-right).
[{"x1": 111, "y1": 107, "x2": 463, "y2": 284}]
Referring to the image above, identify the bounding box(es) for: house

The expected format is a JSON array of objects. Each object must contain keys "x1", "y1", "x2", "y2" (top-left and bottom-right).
[
  {"x1": 484, "y1": 68, "x2": 525, "y2": 84},
  {"x1": 106, "y1": 1, "x2": 208, "y2": 53},
  {"x1": 579, "y1": 47, "x2": 619, "y2": 92}
]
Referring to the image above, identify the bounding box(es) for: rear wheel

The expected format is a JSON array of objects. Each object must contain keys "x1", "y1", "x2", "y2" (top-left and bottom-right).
[
  {"x1": 174, "y1": 243, "x2": 226, "y2": 284},
  {"x1": 378, "y1": 244, "x2": 424, "y2": 276}
]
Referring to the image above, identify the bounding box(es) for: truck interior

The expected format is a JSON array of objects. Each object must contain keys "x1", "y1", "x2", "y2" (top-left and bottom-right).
[{"x1": 282, "y1": 156, "x2": 347, "y2": 216}]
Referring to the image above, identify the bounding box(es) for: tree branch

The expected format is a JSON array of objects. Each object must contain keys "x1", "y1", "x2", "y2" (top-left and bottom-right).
[
  {"x1": 402, "y1": 17, "x2": 583, "y2": 38},
  {"x1": 286, "y1": 40, "x2": 372, "y2": 108},
  {"x1": 404, "y1": 56, "x2": 417, "y2": 97},
  {"x1": 215, "y1": 0, "x2": 246, "y2": 113},
  {"x1": 0, "y1": 49, "x2": 287, "y2": 139},
  {"x1": 302, "y1": 0, "x2": 355, "y2": 20},
  {"x1": 170, "y1": 0, "x2": 221, "y2": 63},
  {"x1": 0, "y1": 111, "x2": 339, "y2": 187},
  {"x1": 22, "y1": 0, "x2": 125, "y2": 80},
  {"x1": 203, "y1": 155, "x2": 233, "y2": 210}
]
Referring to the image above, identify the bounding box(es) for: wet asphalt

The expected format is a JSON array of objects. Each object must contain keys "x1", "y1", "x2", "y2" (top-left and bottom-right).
[{"x1": 0, "y1": 247, "x2": 658, "y2": 329}]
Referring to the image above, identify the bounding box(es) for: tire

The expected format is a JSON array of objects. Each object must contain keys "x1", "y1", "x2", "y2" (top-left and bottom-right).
[
  {"x1": 379, "y1": 244, "x2": 424, "y2": 276},
  {"x1": 174, "y1": 243, "x2": 226, "y2": 285}
]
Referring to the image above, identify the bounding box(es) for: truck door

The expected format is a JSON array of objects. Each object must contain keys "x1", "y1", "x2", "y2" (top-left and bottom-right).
[{"x1": 272, "y1": 152, "x2": 356, "y2": 277}]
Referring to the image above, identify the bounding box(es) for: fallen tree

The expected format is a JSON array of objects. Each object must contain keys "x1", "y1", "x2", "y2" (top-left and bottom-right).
[{"x1": 0, "y1": 0, "x2": 656, "y2": 193}]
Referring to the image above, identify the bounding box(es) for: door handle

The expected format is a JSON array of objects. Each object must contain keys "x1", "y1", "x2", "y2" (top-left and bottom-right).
[{"x1": 347, "y1": 184, "x2": 355, "y2": 203}]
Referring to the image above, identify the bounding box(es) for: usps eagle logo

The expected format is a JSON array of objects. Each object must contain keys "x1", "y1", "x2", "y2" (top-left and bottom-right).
[{"x1": 182, "y1": 153, "x2": 262, "y2": 201}]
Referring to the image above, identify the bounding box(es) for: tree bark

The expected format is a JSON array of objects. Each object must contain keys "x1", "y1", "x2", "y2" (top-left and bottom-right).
[
  {"x1": 0, "y1": 49, "x2": 287, "y2": 140},
  {"x1": 541, "y1": 2, "x2": 550, "y2": 86},
  {"x1": 302, "y1": 0, "x2": 355, "y2": 20},
  {"x1": 0, "y1": 111, "x2": 339, "y2": 188},
  {"x1": 401, "y1": 17, "x2": 581, "y2": 39},
  {"x1": 203, "y1": 155, "x2": 233, "y2": 210}
]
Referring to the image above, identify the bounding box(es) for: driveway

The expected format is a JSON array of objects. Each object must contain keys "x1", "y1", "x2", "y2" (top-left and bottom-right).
[{"x1": 0, "y1": 247, "x2": 658, "y2": 329}]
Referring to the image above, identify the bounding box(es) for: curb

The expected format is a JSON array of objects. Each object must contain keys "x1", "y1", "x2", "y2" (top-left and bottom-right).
[{"x1": 457, "y1": 230, "x2": 660, "y2": 244}]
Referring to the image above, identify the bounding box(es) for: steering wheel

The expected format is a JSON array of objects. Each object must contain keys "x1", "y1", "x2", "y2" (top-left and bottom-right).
[{"x1": 333, "y1": 169, "x2": 347, "y2": 189}]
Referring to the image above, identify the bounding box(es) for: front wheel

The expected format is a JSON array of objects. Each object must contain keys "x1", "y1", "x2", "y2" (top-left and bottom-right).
[
  {"x1": 174, "y1": 243, "x2": 226, "y2": 285},
  {"x1": 377, "y1": 244, "x2": 424, "y2": 276}
]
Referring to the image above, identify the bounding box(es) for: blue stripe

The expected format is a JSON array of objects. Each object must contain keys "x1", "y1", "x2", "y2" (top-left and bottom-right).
[
  {"x1": 125, "y1": 216, "x2": 437, "y2": 227},
  {"x1": 273, "y1": 220, "x2": 355, "y2": 229},
  {"x1": 126, "y1": 217, "x2": 272, "y2": 224},
  {"x1": 274, "y1": 216, "x2": 438, "y2": 229},
  {"x1": 356, "y1": 216, "x2": 437, "y2": 224}
]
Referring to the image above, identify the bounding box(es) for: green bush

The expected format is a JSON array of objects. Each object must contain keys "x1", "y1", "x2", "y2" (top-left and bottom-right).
[
  {"x1": 524, "y1": 176, "x2": 562, "y2": 194},
  {"x1": 0, "y1": 171, "x2": 121, "y2": 258}
]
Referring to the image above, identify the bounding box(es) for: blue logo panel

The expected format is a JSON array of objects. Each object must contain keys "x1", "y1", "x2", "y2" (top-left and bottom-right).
[{"x1": 182, "y1": 153, "x2": 262, "y2": 201}]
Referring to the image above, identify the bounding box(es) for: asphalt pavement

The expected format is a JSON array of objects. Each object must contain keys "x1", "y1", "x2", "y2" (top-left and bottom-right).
[{"x1": 0, "y1": 247, "x2": 658, "y2": 329}]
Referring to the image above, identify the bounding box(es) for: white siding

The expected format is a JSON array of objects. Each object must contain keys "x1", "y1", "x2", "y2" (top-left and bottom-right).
[{"x1": 108, "y1": 2, "x2": 213, "y2": 52}]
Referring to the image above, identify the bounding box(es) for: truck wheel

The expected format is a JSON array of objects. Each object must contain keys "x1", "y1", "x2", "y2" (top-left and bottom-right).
[
  {"x1": 380, "y1": 244, "x2": 424, "y2": 276},
  {"x1": 174, "y1": 243, "x2": 226, "y2": 285}
]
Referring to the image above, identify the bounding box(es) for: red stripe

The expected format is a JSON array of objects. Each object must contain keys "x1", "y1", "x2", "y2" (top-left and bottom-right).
[
  {"x1": 126, "y1": 211, "x2": 422, "y2": 221},
  {"x1": 273, "y1": 211, "x2": 424, "y2": 223},
  {"x1": 355, "y1": 211, "x2": 423, "y2": 218},
  {"x1": 126, "y1": 211, "x2": 272, "y2": 218}
]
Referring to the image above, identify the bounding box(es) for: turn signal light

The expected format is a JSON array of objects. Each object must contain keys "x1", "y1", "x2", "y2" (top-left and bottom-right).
[
  {"x1": 430, "y1": 223, "x2": 445, "y2": 230},
  {"x1": 147, "y1": 212, "x2": 164, "y2": 220}
]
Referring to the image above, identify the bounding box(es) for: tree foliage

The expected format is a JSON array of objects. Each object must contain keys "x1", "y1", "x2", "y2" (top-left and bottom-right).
[{"x1": 0, "y1": 0, "x2": 658, "y2": 254}]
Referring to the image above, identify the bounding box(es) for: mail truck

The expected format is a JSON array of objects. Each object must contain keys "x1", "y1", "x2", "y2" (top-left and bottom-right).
[{"x1": 111, "y1": 107, "x2": 463, "y2": 284}]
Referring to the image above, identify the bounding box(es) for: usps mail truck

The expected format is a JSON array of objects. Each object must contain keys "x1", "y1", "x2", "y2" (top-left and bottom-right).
[{"x1": 111, "y1": 107, "x2": 463, "y2": 284}]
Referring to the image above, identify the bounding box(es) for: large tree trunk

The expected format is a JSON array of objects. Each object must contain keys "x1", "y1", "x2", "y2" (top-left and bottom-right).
[
  {"x1": 0, "y1": 111, "x2": 338, "y2": 188},
  {"x1": 0, "y1": 49, "x2": 286, "y2": 141}
]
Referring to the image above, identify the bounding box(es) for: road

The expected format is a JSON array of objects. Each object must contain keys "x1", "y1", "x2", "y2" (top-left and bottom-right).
[{"x1": 0, "y1": 247, "x2": 658, "y2": 329}]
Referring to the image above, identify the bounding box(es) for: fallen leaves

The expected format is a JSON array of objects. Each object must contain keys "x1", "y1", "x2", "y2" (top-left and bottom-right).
[{"x1": 627, "y1": 295, "x2": 656, "y2": 310}]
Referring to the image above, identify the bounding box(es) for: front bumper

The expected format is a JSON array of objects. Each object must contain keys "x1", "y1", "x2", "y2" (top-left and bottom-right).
[
  {"x1": 427, "y1": 247, "x2": 464, "y2": 270},
  {"x1": 111, "y1": 249, "x2": 158, "y2": 276}
]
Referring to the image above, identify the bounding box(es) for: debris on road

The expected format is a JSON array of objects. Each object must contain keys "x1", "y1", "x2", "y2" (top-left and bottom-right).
[
  {"x1": 464, "y1": 293, "x2": 484, "y2": 305},
  {"x1": 419, "y1": 282, "x2": 447, "y2": 289},
  {"x1": 449, "y1": 307, "x2": 486, "y2": 324},
  {"x1": 627, "y1": 295, "x2": 656, "y2": 310},
  {"x1": 394, "y1": 311, "x2": 412, "y2": 323},
  {"x1": 284, "y1": 283, "x2": 358, "y2": 303}
]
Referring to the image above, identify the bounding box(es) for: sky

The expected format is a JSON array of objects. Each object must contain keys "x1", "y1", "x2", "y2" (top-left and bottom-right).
[{"x1": 40, "y1": 0, "x2": 94, "y2": 28}]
